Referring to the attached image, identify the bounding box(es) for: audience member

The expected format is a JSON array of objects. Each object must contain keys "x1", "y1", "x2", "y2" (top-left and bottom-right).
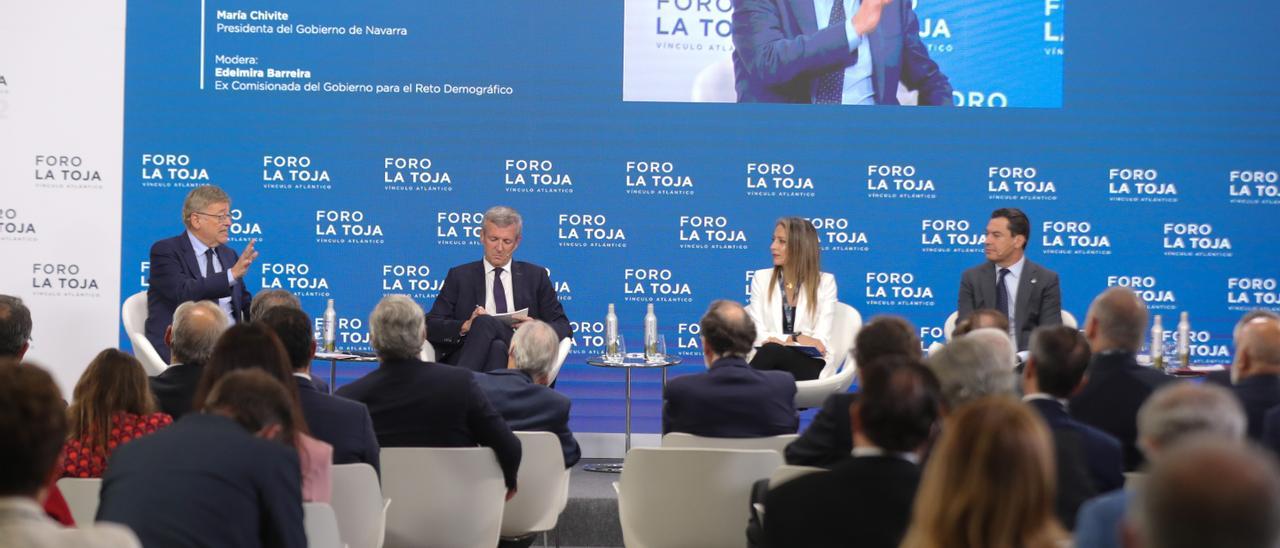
[
  {"x1": 663, "y1": 300, "x2": 798, "y2": 437},
  {"x1": 952, "y1": 308, "x2": 1010, "y2": 338},
  {"x1": 0, "y1": 294, "x2": 33, "y2": 362},
  {"x1": 900, "y1": 397, "x2": 1067, "y2": 548},
  {"x1": 336, "y1": 295, "x2": 522, "y2": 496},
  {"x1": 1075, "y1": 382, "x2": 1247, "y2": 548},
  {"x1": 193, "y1": 323, "x2": 332, "y2": 502},
  {"x1": 1021, "y1": 326, "x2": 1124, "y2": 528},
  {"x1": 149, "y1": 300, "x2": 226, "y2": 419},
  {"x1": 61, "y1": 349, "x2": 173, "y2": 478},
  {"x1": 474, "y1": 320, "x2": 580, "y2": 467},
  {"x1": 258, "y1": 305, "x2": 380, "y2": 473},
  {"x1": 97, "y1": 370, "x2": 306, "y2": 547},
  {"x1": 248, "y1": 288, "x2": 302, "y2": 321},
  {"x1": 1230, "y1": 314, "x2": 1280, "y2": 440},
  {"x1": 924, "y1": 335, "x2": 1016, "y2": 410},
  {"x1": 765, "y1": 356, "x2": 942, "y2": 548},
  {"x1": 785, "y1": 315, "x2": 921, "y2": 466},
  {"x1": 0, "y1": 362, "x2": 139, "y2": 547},
  {"x1": 1070, "y1": 287, "x2": 1172, "y2": 470}
]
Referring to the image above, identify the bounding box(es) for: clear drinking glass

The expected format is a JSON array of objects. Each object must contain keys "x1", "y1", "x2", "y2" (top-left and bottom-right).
[
  {"x1": 607, "y1": 334, "x2": 627, "y2": 363},
  {"x1": 647, "y1": 334, "x2": 667, "y2": 363}
]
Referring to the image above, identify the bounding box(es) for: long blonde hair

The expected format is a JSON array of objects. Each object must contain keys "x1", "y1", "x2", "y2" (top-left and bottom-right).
[
  {"x1": 768, "y1": 217, "x2": 821, "y2": 318},
  {"x1": 67, "y1": 349, "x2": 158, "y2": 454},
  {"x1": 899, "y1": 397, "x2": 1067, "y2": 548}
]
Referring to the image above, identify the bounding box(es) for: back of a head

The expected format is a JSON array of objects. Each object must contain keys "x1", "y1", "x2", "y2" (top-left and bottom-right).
[
  {"x1": 1029, "y1": 326, "x2": 1091, "y2": 398},
  {"x1": 925, "y1": 336, "x2": 1016, "y2": 410},
  {"x1": 855, "y1": 315, "x2": 921, "y2": 368},
  {"x1": 1137, "y1": 382, "x2": 1246, "y2": 458},
  {"x1": 0, "y1": 294, "x2": 33, "y2": 359},
  {"x1": 965, "y1": 327, "x2": 1017, "y2": 370},
  {"x1": 700, "y1": 300, "x2": 755, "y2": 358},
  {"x1": 0, "y1": 362, "x2": 67, "y2": 497},
  {"x1": 1131, "y1": 440, "x2": 1280, "y2": 548},
  {"x1": 1087, "y1": 286, "x2": 1148, "y2": 352},
  {"x1": 258, "y1": 306, "x2": 314, "y2": 372},
  {"x1": 510, "y1": 320, "x2": 559, "y2": 381},
  {"x1": 1233, "y1": 309, "x2": 1280, "y2": 346},
  {"x1": 249, "y1": 289, "x2": 302, "y2": 321},
  {"x1": 1237, "y1": 316, "x2": 1280, "y2": 372},
  {"x1": 202, "y1": 369, "x2": 296, "y2": 444},
  {"x1": 857, "y1": 355, "x2": 942, "y2": 453},
  {"x1": 193, "y1": 322, "x2": 298, "y2": 421},
  {"x1": 170, "y1": 300, "x2": 228, "y2": 366},
  {"x1": 68, "y1": 348, "x2": 157, "y2": 451},
  {"x1": 369, "y1": 294, "x2": 425, "y2": 361},
  {"x1": 970, "y1": 309, "x2": 1011, "y2": 333}
]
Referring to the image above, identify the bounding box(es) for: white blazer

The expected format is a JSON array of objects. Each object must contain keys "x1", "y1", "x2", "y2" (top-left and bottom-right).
[{"x1": 745, "y1": 268, "x2": 838, "y2": 351}]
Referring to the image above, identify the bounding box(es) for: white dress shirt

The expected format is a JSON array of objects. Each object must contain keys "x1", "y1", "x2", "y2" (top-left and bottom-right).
[{"x1": 484, "y1": 258, "x2": 515, "y2": 313}]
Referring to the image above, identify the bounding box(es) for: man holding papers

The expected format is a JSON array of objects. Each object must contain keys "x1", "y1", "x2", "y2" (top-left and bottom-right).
[{"x1": 426, "y1": 206, "x2": 572, "y2": 372}]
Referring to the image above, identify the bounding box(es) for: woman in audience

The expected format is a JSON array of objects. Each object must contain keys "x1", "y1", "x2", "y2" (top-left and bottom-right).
[
  {"x1": 746, "y1": 216, "x2": 838, "y2": 381},
  {"x1": 900, "y1": 397, "x2": 1068, "y2": 548},
  {"x1": 192, "y1": 322, "x2": 333, "y2": 503},
  {"x1": 61, "y1": 348, "x2": 173, "y2": 478}
]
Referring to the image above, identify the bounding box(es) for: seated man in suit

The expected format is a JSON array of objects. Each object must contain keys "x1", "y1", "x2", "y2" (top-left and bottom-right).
[
  {"x1": 1230, "y1": 314, "x2": 1280, "y2": 440},
  {"x1": 0, "y1": 295, "x2": 32, "y2": 364},
  {"x1": 338, "y1": 295, "x2": 521, "y2": 497},
  {"x1": 426, "y1": 206, "x2": 571, "y2": 373},
  {"x1": 664, "y1": 300, "x2": 798, "y2": 437},
  {"x1": 97, "y1": 369, "x2": 306, "y2": 548},
  {"x1": 1070, "y1": 287, "x2": 1173, "y2": 470},
  {"x1": 259, "y1": 305, "x2": 381, "y2": 474},
  {"x1": 1022, "y1": 325, "x2": 1124, "y2": 528},
  {"x1": 474, "y1": 320, "x2": 580, "y2": 467},
  {"x1": 764, "y1": 356, "x2": 943, "y2": 548},
  {"x1": 958, "y1": 208, "x2": 1062, "y2": 351},
  {"x1": 146, "y1": 185, "x2": 258, "y2": 362},
  {"x1": 149, "y1": 300, "x2": 227, "y2": 420},
  {"x1": 731, "y1": 0, "x2": 952, "y2": 105},
  {"x1": 784, "y1": 315, "x2": 921, "y2": 467}
]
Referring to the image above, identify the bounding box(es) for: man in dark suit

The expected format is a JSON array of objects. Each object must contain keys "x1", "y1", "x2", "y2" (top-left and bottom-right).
[
  {"x1": 1070, "y1": 287, "x2": 1173, "y2": 471},
  {"x1": 1229, "y1": 313, "x2": 1280, "y2": 440},
  {"x1": 958, "y1": 207, "x2": 1062, "y2": 351},
  {"x1": 259, "y1": 305, "x2": 381, "y2": 474},
  {"x1": 1022, "y1": 326, "x2": 1125, "y2": 528},
  {"x1": 475, "y1": 320, "x2": 580, "y2": 467},
  {"x1": 664, "y1": 300, "x2": 798, "y2": 437},
  {"x1": 97, "y1": 369, "x2": 306, "y2": 548},
  {"x1": 784, "y1": 315, "x2": 920, "y2": 467},
  {"x1": 338, "y1": 295, "x2": 522, "y2": 496},
  {"x1": 731, "y1": 0, "x2": 952, "y2": 105},
  {"x1": 149, "y1": 300, "x2": 227, "y2": 419},
  {"x1": 146, "y1": 185, "x2": 257, "y2": 362},
  {"x1": 426, "y1": 206, "x2": 571, "y2": 372},
  {"x1": 763, "y1": 357, "x2": 942, "y2": 548}
]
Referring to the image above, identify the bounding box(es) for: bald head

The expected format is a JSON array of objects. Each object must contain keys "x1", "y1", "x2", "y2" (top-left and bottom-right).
[
  {"x1": 169, "y1": 300, "x2": 229, "y2": 366},
  {"x1": 1086, "y1": 286, "x2": 1149, "y2": 352},
  {"x1": 700, "y1": 300, "x2": 756, "y2": 362},
  {"x1": 1234, "y1": 317, "x2": 1280, "y2": 381}
]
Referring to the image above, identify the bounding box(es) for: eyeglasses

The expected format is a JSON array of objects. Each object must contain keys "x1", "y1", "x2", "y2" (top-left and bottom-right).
[{"x1": 193, "y1": 211, "x2": 232, "y2": 223}]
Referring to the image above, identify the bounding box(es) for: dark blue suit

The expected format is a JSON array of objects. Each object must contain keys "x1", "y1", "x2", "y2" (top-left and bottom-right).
[
  {"x1": 731, "y1": 0, "x2": 952, "y2": 105},
  {"x1": 335, "y1": 357, "x2": 522, "y2": 489},
  {"x1": 146, "y1": 232, "x2": 252, "y2": 362},
  {"x1": 474, "y1": 369, "x2": 580, "y2": 467},
  {"x1": 148, "y1": 363, "x2": 204, "y2": 420},
  {"x1": 96, "y1": 413, "x2": 306, "y2": 548},
  {"x1": 1028, "y1": 397, "x2": 1125, "y2": 528},
  {"x1": 1069, "y1": 351, "x2": 1173, "y2": 471},
  {"x1": 784, "y1": 392, "x2": 856, "y2": 467},
  {"x1": 1231, "y1": 374, "x2": 1280, "y2": 441},
  {"x1": 295, "y1": 376, "x2": 381, "y2": 474},
  {"x1": 663, "y1": 356, "x2": 798, "y2": 437},
  {"x1": 765, "y1": 455, "x2": 919, "y2": 548},
  {"x1": 1261, "y1": 405, "x2": 1280, "y2": 456}
]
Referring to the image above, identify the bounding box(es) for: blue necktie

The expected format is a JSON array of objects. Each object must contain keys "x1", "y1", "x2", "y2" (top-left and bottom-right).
[
  {"x1": 493, "y1": 267, "x2": 508, "y2": 314},
  {"x1": 995, "y1": 268, "x2": 1011, "y2": 320},
  {"x1": 815, "y1": 1, "x2": 850, "y2": 104},
  {"x1": 203, "y1": 248, "x2": 216, "y2": 279}
]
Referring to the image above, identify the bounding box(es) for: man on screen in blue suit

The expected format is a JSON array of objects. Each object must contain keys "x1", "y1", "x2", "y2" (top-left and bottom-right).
[{"x1": 732, "y1": 0, "x2": 952, "y2": 105}]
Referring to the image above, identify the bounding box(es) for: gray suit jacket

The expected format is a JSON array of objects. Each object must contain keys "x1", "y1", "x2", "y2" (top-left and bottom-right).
[{"x1": 957, "y1": 258, "x2": 1062, "y2": 351}]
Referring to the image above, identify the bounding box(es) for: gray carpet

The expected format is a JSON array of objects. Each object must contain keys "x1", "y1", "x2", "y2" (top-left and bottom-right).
[{"x1": 545, "y1": 459, "x2": 624, "y2": 547}]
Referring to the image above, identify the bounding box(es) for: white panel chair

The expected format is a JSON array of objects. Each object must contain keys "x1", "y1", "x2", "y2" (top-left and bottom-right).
[
  {"x1": 794, "y1": 302, "x2": 862, "y2": 409},
  {"x1": 331, "y1": 463, "x2": 389, "y2": 548},
  {"x1": 501, "y1": 432, "x2": 571, "y2": 543},
  {"x1": 304, "y1": 502, "x2": 344, "y2": 548},
  {"x1": 615, "y1": 447, "x2": 783, "y2": 548},
  {"x1": 380, "y1": 447, "x2": 506, "y2": 548},
  {"x1": 767, "y1": 464, "x2": 825, "y2": 489},
  {"x1": 418, "y1": 340, "x2": 436, "y2": 362},
  {"x1": 121, "y1": 291, "x2": 168, "y2": 376},
  {"x1": 1063, "y1": 310, "x2": 1078, "y2": 329},
  {"x1": 945, "y1": 309, "x2": 1077, "y2": 341},
  {"x1": 545, "y1": 338, "x2": 572, "y2": 385},
  {"x1": 55, "y1": 477, "x2": 102, "y2": 526},
  {"x1": 690, "y1": 57, "x2": 736, "y2": 103},
  {"x1": 660, "y1": 432, "x2": 799, "y2": 458}
]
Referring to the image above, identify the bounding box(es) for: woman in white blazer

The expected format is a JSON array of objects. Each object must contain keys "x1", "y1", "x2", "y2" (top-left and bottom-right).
[{"x1": 745, "y1": 217, "x2": 838, "y2": 381}]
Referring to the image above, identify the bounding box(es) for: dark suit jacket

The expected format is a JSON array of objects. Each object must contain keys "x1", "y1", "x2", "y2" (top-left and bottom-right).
[
  {"x1": 425, "y1": 260, "x2": 571, "y2": 361},
  {"x1": 764, "y1": 455, "x2": 920, "y2": 548},
  {"x1": 663, "y1": 357, "x2": 798, "y2": 437},
  {"x1": 335, "y1": 357, "x2": 522, "y2": 489},
  {"x1": 1027, "y1": 397, "x2": 1125, "y2": 528},
  {"x1": 1262, "y1": 405, "x2": 1280, "y2": 456},
  {"x1": 957, "y1": 258, "x2": 1062, "y2": 351},
  {"x1": 96, "y1": 413, "x2": 305, "y2": 548},
  {"x1": 474, "y1": 369, "x2": 580, "y2": 467},
  {"x1": 731, "y1": 0, "x2": 952, "y2": 105},
  {"x1": 784, "y1": 392, "x2": 856, "y2": 467},
  {"x1": 1232, "y1": 374, "x2": 1280, "y2": 441},
  {"x1": 1069, "y1": 351, "x2": 1173, "y2": 470},
  {"x1": 149, "y1": 362, "x2": 203, "y2": 420},
  {"x1": 146, "y1": 232, "x2": 252, "y2": 362},
  {"x1": 295, "y1": 376, "x2": 381, "y2": 474}
]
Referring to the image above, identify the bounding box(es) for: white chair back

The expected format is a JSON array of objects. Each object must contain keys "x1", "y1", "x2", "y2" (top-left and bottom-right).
[
  {"x1": 944, "y1": 311, "x2": 959, "y2": 341},
  {"x1": 419, "y1": 340, "x2": 436, "y2": 362},
  {"x1": 616, "y1": 447, "x2": 782, "y2": 548},
  {"x1": 380, "y1": 447, "x2": 506, "y2": 548},
  {"x1": 1062, "y1": 310, "x2": 1078, "y2": 329},
  {"x1": 660, "y1": 432, "x2": 798, "y2": 457},
  {"x1": 121, "y1": 291, "x2": 168, "y2": 376},
  {"x1": 767, "y1": 464, "x2": 825, "y2": 488},
  {"x1": 331, "y1": 463, "x2": 388, "y2": 548},
  {"x1": 304, "y1": 502, "x2": 344, "y2": 548},
  {"x1": 545, "y1": 337, "x2": 572, "y2": 385},
  {"x1": 501, "y1": 432, "x2": 571, "y2": 538},
  {"x1": 795, "y1": 302, "x2": 862, "y2": 408},
  {"x1": 55, "y1": 477, "x2": 102, "y2": 526}
]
